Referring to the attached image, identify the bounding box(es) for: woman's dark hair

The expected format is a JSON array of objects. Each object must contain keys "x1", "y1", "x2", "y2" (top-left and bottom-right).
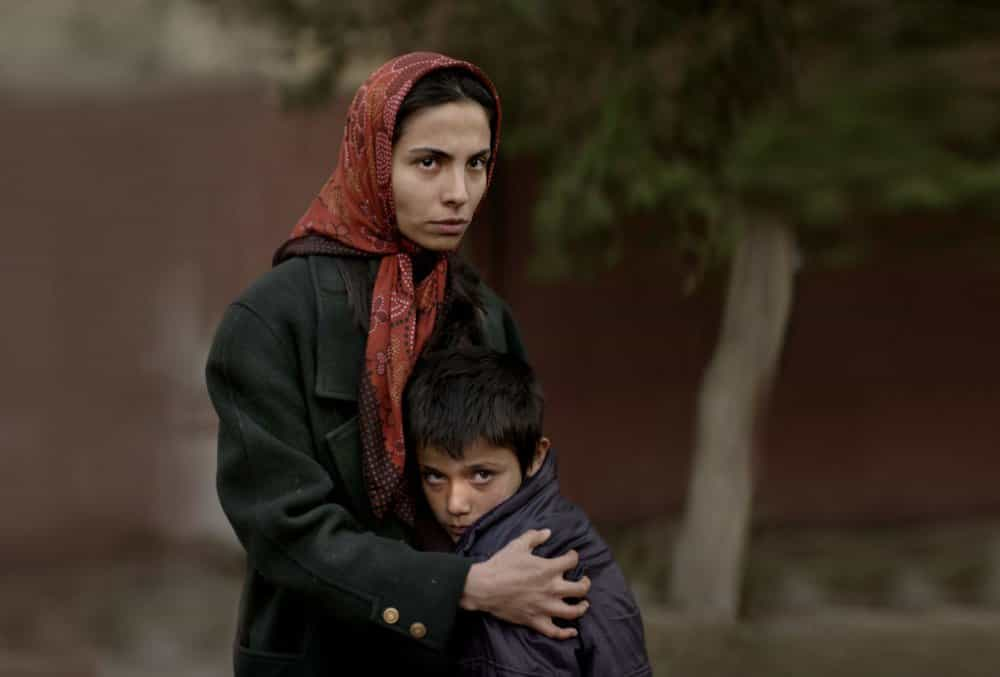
[
  {"x1": 393, "y1": 67, "x2": 498, "y2": 148},
  {"x1": 337, "y1": 253, "x2": 485, "y2": 349}
]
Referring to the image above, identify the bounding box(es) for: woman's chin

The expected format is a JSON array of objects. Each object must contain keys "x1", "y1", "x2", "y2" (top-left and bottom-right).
[{"x1": 410, "y1": 234, "x2": 466, "y2": 252}]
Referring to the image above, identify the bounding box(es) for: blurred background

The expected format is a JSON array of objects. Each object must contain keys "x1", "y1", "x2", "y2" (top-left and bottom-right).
[{"x1": 2, "y1": 1, "x2": 1000, "y2": 675}]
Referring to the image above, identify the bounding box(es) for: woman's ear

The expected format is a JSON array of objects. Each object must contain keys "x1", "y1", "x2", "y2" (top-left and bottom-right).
[{"x1": 526, "y1": 437, "x2": 551, "y2": 478}]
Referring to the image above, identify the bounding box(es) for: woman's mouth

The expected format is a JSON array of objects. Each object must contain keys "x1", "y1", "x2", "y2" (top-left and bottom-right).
[{"x1": 429, "y1": 219, "x2": 468, "y2": 235}]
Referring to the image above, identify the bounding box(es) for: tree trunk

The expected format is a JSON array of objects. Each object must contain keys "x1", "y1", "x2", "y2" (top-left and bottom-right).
[{"x1": 669, "y1": 219, "x2": 799, "y2": 621}]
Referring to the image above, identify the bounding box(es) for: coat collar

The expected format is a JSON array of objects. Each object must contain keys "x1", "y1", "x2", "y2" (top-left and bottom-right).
[{"x1": 455, "y1": 448, "x2": 560, "y2": 554}]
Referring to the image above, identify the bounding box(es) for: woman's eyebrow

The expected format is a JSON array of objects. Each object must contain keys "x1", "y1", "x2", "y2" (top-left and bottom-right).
[
  {"x1": 407, "y1": 147, "x2": 449, "y2": 157},
  {"x1": 406, "y1": 147, "x2": 491, "y2": 158}
]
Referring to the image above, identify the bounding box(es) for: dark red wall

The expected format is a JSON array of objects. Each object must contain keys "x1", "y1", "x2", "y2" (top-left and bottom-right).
[{"x1": 3, "y1": 85, "x2": 998, "y2": 563}]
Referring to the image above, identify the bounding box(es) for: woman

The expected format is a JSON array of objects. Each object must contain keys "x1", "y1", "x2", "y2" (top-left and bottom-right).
[{"x1": 206, "y1": 52, "x2": 590, "y2": 676}]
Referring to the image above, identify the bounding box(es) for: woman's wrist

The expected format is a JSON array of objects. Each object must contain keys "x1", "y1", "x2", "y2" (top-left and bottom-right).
[{"x1": 461, "y1": 561, "x2": 492, "y2": 612}]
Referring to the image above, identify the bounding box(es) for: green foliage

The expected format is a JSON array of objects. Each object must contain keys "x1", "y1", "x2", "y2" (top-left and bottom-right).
[{"x1": 204, "y1": 0, "x2": 1000, "y2": 277}]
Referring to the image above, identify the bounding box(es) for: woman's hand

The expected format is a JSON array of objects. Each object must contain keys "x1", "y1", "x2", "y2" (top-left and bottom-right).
[{"x1": 460, "y1": 528, "x2": 591, "y2": 639}]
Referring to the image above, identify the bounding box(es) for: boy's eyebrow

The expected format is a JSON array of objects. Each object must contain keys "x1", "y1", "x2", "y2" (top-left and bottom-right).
[{"x1": 467, "y1": 462, "x2": 504, "y2": 470}]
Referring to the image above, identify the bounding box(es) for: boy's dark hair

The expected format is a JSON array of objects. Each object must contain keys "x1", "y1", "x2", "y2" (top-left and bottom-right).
[{"x1": 404, "y1": 347, "x2": 543, "y2": 473}]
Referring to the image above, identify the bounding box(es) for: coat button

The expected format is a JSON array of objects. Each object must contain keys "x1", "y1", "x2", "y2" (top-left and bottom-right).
[
  {"x1": 382, "y1": 607, "x2": 400, "y2": 625},
  {"x1": 409, "y1": 622, "x2": 427, "y2": 639}
]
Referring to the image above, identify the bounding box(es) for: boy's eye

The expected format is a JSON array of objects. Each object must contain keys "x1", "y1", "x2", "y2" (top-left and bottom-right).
[
  {"x1": 417, "y1": 156, "x2": 438, "y2": 168},
  {"x1": 422, "y1": 471, "x2": 445, "y2": 485},
  {"x1": 471, "y1": 470, "x2": 494, "y2": 483}
]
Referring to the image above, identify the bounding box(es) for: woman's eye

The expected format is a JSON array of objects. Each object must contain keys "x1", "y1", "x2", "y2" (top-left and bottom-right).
[
  {"x1": 418, "y1": 157, "x2": 437, "y2": 168},
  {"x1": 469, "y1": 156, "x2": 488, "y2": 170},
  {"x1": 422, "y1": 471, "x2": 444, "y2": 485}
]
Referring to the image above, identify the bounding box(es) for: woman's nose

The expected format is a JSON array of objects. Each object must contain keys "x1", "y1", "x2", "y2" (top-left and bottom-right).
[{"x1": 441, "y1": 167, "x2": 469, "y2": 206}]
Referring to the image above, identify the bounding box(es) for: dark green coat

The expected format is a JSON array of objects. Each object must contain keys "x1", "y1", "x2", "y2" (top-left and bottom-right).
[{"x1": 206, "y1": 255, "x2": 526, "y2": 676}]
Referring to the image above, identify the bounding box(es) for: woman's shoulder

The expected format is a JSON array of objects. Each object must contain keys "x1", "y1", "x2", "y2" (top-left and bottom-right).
[
  {"x1": 448, "y1": 258, "x2": 509, "y2": 323},
  {"x1": 236, "y1": 256, "x2": 307, "y2": 301},
  {"x1": 468, "y1": 275, "x2": 525, "y2": 358},
  {"x1": 452, "y1": 258, "x2": 503, "y2": 308},
  {"x1": 210, "y1": 256, "x2": 362, "y2": 375},
  {"x1": 476, "y1": 279, "x2": 507, "y2": 312},
  {"x1": 232, "y1": 256, "x2": 351, "y2": 319}
]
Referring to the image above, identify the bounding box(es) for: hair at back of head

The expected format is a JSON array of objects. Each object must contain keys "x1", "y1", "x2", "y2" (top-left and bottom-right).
[{"x1": 403, "y1": 347, "x2": 543, "y2": 473}]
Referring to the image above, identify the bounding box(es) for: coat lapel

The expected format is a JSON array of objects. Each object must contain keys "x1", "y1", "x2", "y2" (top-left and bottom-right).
[
  {"x1": 309, "y1": 257, "x2": 370, "y2": 514},
  {"x1": 310, "y1": 256, "x2": 369, "y2": 400}
]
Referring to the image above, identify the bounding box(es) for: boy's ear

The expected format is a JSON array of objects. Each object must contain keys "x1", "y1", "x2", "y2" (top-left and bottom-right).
[{"x1": 526, "y1": 437, "x2": 551, "y2": 478}]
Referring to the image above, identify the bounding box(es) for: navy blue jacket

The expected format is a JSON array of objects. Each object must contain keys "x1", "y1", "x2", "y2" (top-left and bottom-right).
[{"x1": 449, "y1": 451, "x2": 653, "y2": 676}]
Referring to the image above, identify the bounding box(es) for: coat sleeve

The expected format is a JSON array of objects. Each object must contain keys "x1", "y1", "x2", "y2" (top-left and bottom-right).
[
  {"x1": 576, "y1": 565, "x2": 654, "y2": 677},
  {"x1": 207, "y1": 302, "x2": 472, "y2": 651}
]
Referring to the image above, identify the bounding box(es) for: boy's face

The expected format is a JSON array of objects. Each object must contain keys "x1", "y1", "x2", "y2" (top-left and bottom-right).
[{"x1": 416, "y1": 437, "x2": 548, "y2": 543}]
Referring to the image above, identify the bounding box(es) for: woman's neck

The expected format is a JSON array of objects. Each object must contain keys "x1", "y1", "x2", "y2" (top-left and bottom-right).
[{"x1": 411, "y1": 251, "x2": 441, "y2": 285}]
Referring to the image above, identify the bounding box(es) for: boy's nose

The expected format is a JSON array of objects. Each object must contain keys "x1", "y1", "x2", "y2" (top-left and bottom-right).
[{"x1": 446, "y1": 485, "x2": 472, "y2": 515}]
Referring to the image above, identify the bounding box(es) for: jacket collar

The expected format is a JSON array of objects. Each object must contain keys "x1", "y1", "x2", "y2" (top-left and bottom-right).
[{"x1": 456, "y1": 448, "x2": 560, "y2": 554}]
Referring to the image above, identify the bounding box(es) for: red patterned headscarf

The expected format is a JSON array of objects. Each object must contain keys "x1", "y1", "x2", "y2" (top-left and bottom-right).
[{"x1": 275, "y1": 52, "x2": 501, "y2": 524}]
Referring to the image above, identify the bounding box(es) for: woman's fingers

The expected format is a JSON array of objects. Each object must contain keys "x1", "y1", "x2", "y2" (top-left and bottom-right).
[
  {"x1": 547, "y1": 599, "x2": 590, "y2": 621},
  {"x1": 475, "y1": 530, "x2": 593, "y2": 637},
  {"x1": 532, "y1": 618, "x2": 579, "y2": 640},
  {"x1": 544, "y1": 547, "x2": 580, "y2": 573},
  {"x1": 516, "y1": 528, "x2": 552, "y2": 551},
  {"x1": 555, "y1": 574, "x2": 591, "y2": 600}
]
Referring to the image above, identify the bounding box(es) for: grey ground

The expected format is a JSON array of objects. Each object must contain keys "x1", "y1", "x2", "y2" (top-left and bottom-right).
[{"x1": 4, "y1": 520, "x2": 1000, "y2": 676}]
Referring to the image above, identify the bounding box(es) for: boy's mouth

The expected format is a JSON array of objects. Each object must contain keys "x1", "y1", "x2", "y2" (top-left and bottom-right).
[{"x1": 447, "y1": 524, "x2": 468, "y2": 539}]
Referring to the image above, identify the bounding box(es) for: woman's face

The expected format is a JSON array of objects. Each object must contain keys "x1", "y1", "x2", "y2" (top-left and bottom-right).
[{"x1": 391, "y1": 100, "x2": 492, "y2": 251}]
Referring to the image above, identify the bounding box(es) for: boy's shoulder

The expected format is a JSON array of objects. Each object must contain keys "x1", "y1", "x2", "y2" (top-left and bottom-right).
[
  {"x1": 524, "y1": 494, "x2": 610, "y2": 566},
  {"x1": 454, "y1": 457, "x2": 653, "y2": 676},
  {"x1": 461, "y1": 460, "x2": 613, "y2": 572}
]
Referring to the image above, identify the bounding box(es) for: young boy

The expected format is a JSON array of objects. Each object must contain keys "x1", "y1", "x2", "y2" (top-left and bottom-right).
[{"x1": 404, "y1": 347, "x2": 653, "y2": 676}]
